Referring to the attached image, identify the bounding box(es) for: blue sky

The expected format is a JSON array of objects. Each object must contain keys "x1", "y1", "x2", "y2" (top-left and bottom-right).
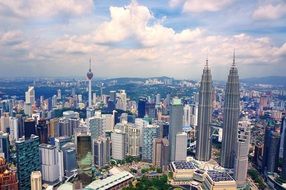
[{"x1": 0, "y1": 0, "x2": 285, "y2": 80}]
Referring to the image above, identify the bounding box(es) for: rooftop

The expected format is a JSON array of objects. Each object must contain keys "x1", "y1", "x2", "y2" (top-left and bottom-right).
[
  {"x1": 207, "y1": 170, "x2": 234, "y2": 182},
  {"x1": 172, "y1": 161, "x2": 196, "y2": 170},
  {"x1": 84, "y1": 171, "x2": 133, "y2": 190}
]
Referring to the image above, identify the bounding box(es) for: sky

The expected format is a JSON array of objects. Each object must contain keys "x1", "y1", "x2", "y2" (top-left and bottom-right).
[{"x1": 0, "y1": 0, "x2": 285, "y2": 80}]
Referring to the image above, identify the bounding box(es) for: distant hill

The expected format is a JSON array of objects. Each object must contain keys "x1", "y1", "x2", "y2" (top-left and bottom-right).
[{"x1": 241, "y1": 76, "x2": 286, "y2": 86}]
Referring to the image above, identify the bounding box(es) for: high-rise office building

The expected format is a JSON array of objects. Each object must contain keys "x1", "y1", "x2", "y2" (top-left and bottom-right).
[
  {"x1": 92, "y1": 137, "x2": 110, "y2": 168},
  {"x1": 195, "y1": 59, "x2": 213, "y2": 161},
  {"x1": 57, "y1": 89, "x2": 62, "y2": 100},
  {"x1": 25, "y1": 86, "x2": 35, "y2": 105},
  {"x1": 138, "y1": 97, "x2": 147, "y2": 118},
  {"x1": 109, "y1": 91, "x2": 116, "y2": 102},
  {"x1": 55, "y1": 136, "x2": 72, "y2": 150},
  {"x1": 281, "y1": 118, "x2": 286, "y2": 180},
  {"x1": 0, "y1": 156, "x2": 18, "y2": 189},
  {"x1": 183, "y1": 104, "x2": 191, "y2": 127},
  {"x1": 62, "y1": 143, "x2": 77, "y2": 177},
  {"x1": 127, "y1": 125, "x2": 140, "y2": 157},
  {"x1": 49, "y1": 118, "x2": 59, "y2": 137},
  {"x1": 88, "y1": 114, "x2": 104, "y2": 140},
  {"x1": 16, "y1": 135, "x2": 41, "y2": 190},
  {"x1": 142, "y1": 124, "x2": 160, "y2": 162},
  {"x1": 9, "y1": 117, "x2": 19, "y2": 143},
  {"x1": 0, "y1": 112, "x2": 10, "y2": 132},
  {"x1": 234, "y1": 119, "x2": 250, "y2": 187},
  {"x1": 280, "y1": 117, "x2": 286, "y2": 158},
  {"x1": 221, "y1": 53, "x2": 240, "y2": 168},
  {"x1": 175, "y1": 132, "x2": 187, "y2": 161},
  {"x1": 155, "y1": 93, "x2": 161, "y2": 108},
  {"x1": 263, "y1": 129, "x2": 280, "y2": 173},
  {"x1": 0, "y1": 132, "x2": 10, "y2": 161},
  {"x1": 116, "y1": 90, "x2": 127, "y2": 111},
  {"x1": 24, "y1": 118, "x2": 36, "y2": 139},
  {"x1": 36, "y1": 119, "x2": 48, "y2": 144},
  {"x1": 153, "y1": 138, "x2": 169, "y2": 171},
  {"x1": 111, "y1": 129, "x2": 126, "y2": 160},
  {"x1": 30, "y1": 171, "x2": 42, "y2": 190},
  {"x1": 76, "y1": 133, "x2": 92, "y2": 171},
  {"x1": 169, "y1": 98, "x2": 183, "y2": 161},
  {"x1": 39, "y1": 144, "x2": 60, "y2": 184}
]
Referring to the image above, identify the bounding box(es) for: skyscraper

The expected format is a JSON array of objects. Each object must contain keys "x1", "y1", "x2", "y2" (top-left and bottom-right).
[
  {"x1": 175, "y1": 132, "x2": 187, "y2": 161},
  {"x1": 92, "y1": 137, "x2": 110, "y2": 168},
  {"x1": 25, "y1": 86, "x2": 35, "y2": 105},
  {"x1": 281, "y1": 118, "x2": 286, "y2": 180},
  {"x1": 169, "y1": 98, "x2": 183, "y2": 161},
  {"x1": 142, "y1": 124, "x2": 160, "y2": 162},
  {"x1": 138, "y1": 97, "x2": 147, "y2": 118},
  {"x1": 195, "y1": 59, "x2": 213, "y2": 161},
  {"x1": 152, "y1": 138, "x2": 169, "y2": 171},
  {"x1": 234, "y1": 119, "x2": 250, "y2": 187},
  {"x1": 16, "y1": 135, "x2": 41, "y2": 190},
  {"x1": 0, "y1": 132, "x2": 10, "y2": 162},
  {"x1": 221, "y1": 52, "x2": 240, "y2": 168},
  {"x1": 111, "y1": 129, "x2": 126, "y2": 160},
  {"x1": 39, "y1": 144, "x2": 60, "y2": 184}
]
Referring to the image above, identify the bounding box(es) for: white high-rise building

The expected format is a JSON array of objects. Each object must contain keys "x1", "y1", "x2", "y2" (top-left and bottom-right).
[
  {"x1": 116, "y1": 90, "x2": 127, "y2": 111},
  {"x1": 183, "y1": 104, "x2": 191, "y2": 127},
  {"x1": 39, "y1": 144, "x2": 60, "y2": 184},
  {"x1": 234, "y1": 118, "x2": 250, "y2": 187},
  {"x1": 135, "y1": 118, "x2": 149, "y2": 147},
  {"x1": 57, "y1": 89, "x2": 61, "y2": 100},
  {"x1": 102, "y1": 114, "x2": 114, "y2": 132},
  {"x1": 92, "y1": 93, "x2": 97, "y2": 105},
  {"x1": 25, "y1": 86, "x2": 35, "y2": 105},
  {"x1": 9, "y1": 117, "x2": 18, "y2": 143},
  {"x1": 175, "y1": 132, "x2": 187, "y2": 161},
  {"x1": 111, "y1": 129, "x2": 126, "y2": 160},
  {"x1": 190, "y1": 103, "x2": 198, "y2": 127}
]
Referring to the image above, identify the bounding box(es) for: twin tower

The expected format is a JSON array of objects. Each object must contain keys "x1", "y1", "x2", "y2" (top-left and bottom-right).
[{"x1": 195, "y1": 52, "x2": 240, "y2": 169}]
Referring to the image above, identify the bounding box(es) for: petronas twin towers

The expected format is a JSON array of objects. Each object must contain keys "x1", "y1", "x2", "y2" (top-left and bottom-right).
[{"x1": 195, "y1": 52, "x2": 240, "y2": 169}]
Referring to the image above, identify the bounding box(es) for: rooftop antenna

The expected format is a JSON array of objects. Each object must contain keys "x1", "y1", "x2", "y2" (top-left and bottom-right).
[{"x1": 232, "y1": 49, "x2": 236, "y2": 66}]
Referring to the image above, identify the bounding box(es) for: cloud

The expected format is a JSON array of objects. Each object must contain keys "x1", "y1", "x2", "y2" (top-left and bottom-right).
[
  {"x1": 252, "y1": 3, "x2": 286, "y2": 20},
  {"x1": 0, "y1": 0, "x2": 93, "y2": 19},
  {"x1": 168, "y1": 0, "x2": 232, "y2": 13},
  {"x1": 0, "y1": 1, "x2": 285, "y2": 79}
]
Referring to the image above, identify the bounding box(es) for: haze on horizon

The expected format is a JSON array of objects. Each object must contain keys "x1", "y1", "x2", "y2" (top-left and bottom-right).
[{"x1": 0, "y1": 0, "x2": 285, "y2": 80}]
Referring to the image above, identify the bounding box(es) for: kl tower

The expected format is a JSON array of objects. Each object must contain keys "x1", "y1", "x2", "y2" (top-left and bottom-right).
[{"x1": 86, "y1": 58, "x2": 94, "y2": 118}]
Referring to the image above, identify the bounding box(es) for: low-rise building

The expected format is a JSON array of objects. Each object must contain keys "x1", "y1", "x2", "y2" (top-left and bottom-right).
[
  {"x1": 170, "y1": 161, "x2": 197, "y2": 181},
  {"x1": 203, "y1": 170, "x2": 236, "y2": 190},
  {"x1": 84, "y1": 171, "x2": 133, "y2": 190}
]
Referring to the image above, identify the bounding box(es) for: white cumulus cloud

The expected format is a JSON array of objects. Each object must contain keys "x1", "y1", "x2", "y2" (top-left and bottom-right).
[{"x1": 253, "y1": 3, "x2": 286, "y2": 20}]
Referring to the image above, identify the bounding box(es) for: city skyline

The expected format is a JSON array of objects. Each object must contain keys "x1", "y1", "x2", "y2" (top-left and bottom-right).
[{"x1": 0, "y1": 0, "x2": 285, "y2": 79}]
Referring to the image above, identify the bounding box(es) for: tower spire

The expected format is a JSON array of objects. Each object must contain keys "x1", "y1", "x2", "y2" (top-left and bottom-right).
[
  {"x1": 232, "y1": 49, "x2": 235, "y2": 66},
  {"x1": 206, "y1": 54, "x2": 208, "y2": 67},
  {"x1": 89, "y1": 57, "x2": 92, "y2": 71}
]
